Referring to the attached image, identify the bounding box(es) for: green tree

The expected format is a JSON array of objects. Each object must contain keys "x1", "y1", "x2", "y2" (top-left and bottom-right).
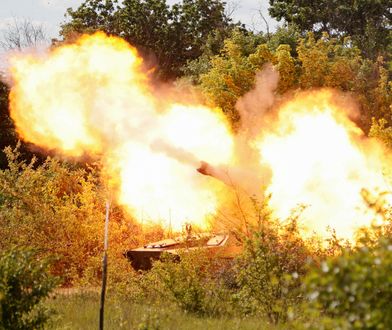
[
  {"x1": 0, "y1": 81, "x2": 17, "y2": 169},
  {"x1": 200, "y1": 29, "x2": 273, "y2": 125},
  {"x1": 62, "y1": 0, "x2": 235, "y2": 79},
  {"x1": 269, "y1": 0, "x2": 392, "y2": 59},
  {"x1": 266, "y1": 24, "x2": 301, "y2": 56}
]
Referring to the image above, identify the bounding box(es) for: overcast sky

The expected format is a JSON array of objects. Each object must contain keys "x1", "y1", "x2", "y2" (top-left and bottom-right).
[{"x1": 0, "y1": 0, "x2": 278, "y2": 40}]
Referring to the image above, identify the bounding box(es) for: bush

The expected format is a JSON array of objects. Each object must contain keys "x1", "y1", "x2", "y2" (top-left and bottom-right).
[
  {"x1": 0, "y1": 145, "x2": 154, "y2": 286},
  {"x1": 0, "y1": 247, "x2": 59, "y2": 329},
  {"x1": 304, "y1": 238, "x2": 392, "y2": 329},
  {"x1": 234, "y1": 218, "x2": 311, "y2": 324},
  {"x1": 147, "y1": 249, "x2": 232, "y2": 316}
]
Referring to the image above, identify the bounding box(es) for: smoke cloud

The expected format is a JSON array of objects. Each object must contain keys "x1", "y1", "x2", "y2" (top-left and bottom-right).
[{"x1": 7, "y1": 33, "x2": 391, "y2": 239}]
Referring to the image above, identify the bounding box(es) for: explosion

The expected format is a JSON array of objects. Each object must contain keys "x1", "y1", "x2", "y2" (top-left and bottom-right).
[
  {"x1": 256, "y1": 91, "x2": 391, "y2": 239},
  {"x1": 9, "y1": 33, "x2": 233, "y2": 230},
  {"x1": 7, "y1": 33, "x2": 391, "y2": 240}
]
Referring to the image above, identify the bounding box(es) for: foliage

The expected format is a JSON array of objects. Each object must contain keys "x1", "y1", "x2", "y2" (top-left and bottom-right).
[
  {"x1": 370, "y1": 118, "x2": 392, "y2": 149},
  {"x1": 0, "y1": 145, "x2": 152, "y2": 285},
  {"x1": 200, "y1": 29, "x2": 274, "y2": 124},
  {"x1": 304, "y1": 238, "x2": 392, "y2": 329},
  {"x1": 0, "y1": 247, "x2": 59, "y2": 330},
  {"x1": 200, "y1": 30, "x2": 391, "y2": 131},
  {"x1": 0, "y1": 81, "x2": 16, "y2": 169},
  {"x1": 234, "y1": 218, "x2": 311, "y2": 324},
  {"x1": 297, "y1": 33, "x2": 362, "y2": 90},
  {"x1": 266, "y1": 24, "x2": 301, "y2": 55},
  {"x1": 147, "y1": 249, "x2": 232, "y2": 316},
  {"x1": 62, "y1": 0, "x2": 236, "y2": 79},
  {"x1": 268, "y1": 0, "x2": 392, "y2": 59}
]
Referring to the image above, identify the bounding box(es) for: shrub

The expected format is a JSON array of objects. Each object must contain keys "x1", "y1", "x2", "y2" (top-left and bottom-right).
[
  {"x1": 234, "y1": 218, "x2": 311, "y2": 324},
  {"x1": 304, "y1": 238, "x2": 392, "y2": 329},
  {"x1": 147, "y1": 249, "x2": 232, "y2": 316},
  {"x1": 0, "y1": 247, "x2": 59, "y2": 329},
  {"x1": 0, "y1": 145, "x2": 152, "y2": 285}
]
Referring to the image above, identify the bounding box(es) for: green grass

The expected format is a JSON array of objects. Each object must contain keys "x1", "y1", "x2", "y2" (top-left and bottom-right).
[{"x1": 46, "y1": 291, "x2": 276, "y2": 330}]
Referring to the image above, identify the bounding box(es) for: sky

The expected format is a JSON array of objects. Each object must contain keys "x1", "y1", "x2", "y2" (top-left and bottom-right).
[{"x1": 0, "y1": 0, "x2": 278, "y2": 40}]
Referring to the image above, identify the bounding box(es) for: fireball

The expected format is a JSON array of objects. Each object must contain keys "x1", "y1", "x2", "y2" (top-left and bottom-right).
[
  {"x1": 7, "y1": 33, "x2": 391, "y2": 239},
  {"x1": 256, "y1": 91, "x2": 391, "y2": 240},
  {"x1": 8, "y1": 32, "x2": 234, "y2": 230}
]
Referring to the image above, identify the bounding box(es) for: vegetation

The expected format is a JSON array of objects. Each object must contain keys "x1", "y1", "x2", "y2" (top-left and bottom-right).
[
  {"x1": 200, "y1": 30, "x2": 391, "y2": 130},
  {"x1": 47, "y1": 291, "x2": 273, "y2": 330},
  {"x1": 0, "y1": 0, "x2": 391, "y2": 328},
  {"x1": 0, "y1": 247, "x2": 59, "y2": 329},
  {"x1": 61, "y1": 0, "x2": 238, "y2": 79},
  {"x1": 268, "y1": 0, "x2": 392, "y2": 59},
  {"x1": 305, "y1": 238, "x2": 392, "y2": 329}
]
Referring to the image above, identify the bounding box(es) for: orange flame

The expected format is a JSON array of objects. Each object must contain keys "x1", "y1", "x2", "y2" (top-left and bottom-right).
[
  {"x1": 256, "y1": 91, "x2": 391, "y2": 240},
  {"x1": 8, "y1": 33, "x2": 391, "y2": 240},
  {"x1": 9, "y1": 33, "x2": 233, "y2": 230}
]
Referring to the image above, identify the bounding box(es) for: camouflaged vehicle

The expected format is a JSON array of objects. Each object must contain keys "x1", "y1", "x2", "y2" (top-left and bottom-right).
[{"x1": 124, "y1": 230, "x2": 241, "y2": 271}]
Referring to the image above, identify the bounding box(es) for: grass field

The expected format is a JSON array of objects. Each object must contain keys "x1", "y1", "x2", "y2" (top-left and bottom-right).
[{"x1": 47, "y1": 291, "x2": 277, "y2": 330}]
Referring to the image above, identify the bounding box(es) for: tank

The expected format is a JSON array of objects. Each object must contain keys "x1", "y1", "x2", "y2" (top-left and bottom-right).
[{"x1": 124, "y1": 229, "x2": 241, "y2": 271}]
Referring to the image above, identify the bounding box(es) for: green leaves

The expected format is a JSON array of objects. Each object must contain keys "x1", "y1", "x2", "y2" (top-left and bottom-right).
[
  {"x1": 304, "y1": 239, "x2": 392, "y2": 329},
  {"x1": 0, "y1": 247, "x2": 59, "y2": 330},
  {"x1": 234, "y1": 222, "x2": 310, "y2": 324},
  {"x1": 148, "y1": 250, "x2": 232, "y2": 316},
  {"x1": 61, "y1": 0, "x2": 234, "y2": 79},
  {"x1": 268, "y1": 0, "x2": 391, "y2": 59}
]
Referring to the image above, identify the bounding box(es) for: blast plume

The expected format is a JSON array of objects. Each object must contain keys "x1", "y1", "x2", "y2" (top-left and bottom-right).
[{"x1": 7, "y1": 32, "x2": 391, "y2": 240}]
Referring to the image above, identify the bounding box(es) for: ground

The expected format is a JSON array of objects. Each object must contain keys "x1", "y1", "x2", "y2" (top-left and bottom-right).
[{"x1": 47, "y1": 291, "x2": 277, "y2": 330}]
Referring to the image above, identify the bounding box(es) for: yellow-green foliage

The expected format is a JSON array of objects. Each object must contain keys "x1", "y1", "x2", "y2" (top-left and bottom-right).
[
  {"x1": 147, "y1": 250, "x2": 233, "y2": 316},
  {"x1": 235, "y1": 218, "x2": 311, "y2": 324},
  {"x1": 297, "y1": 33, "x2": 362, "y2": 90},
  {"x1": 275, "y1": 44, "x2": 296, "y2": 93},
  {"x1": 200, "y1": 30, "x2": 275, "y2": 124},
  {"x1": 200, "y1": 30, "x2": 391, "y2": 131},
  {"x1": 0, "y1": 145, "x2": 160, "y2": 285},
  {"x1": 370, "y1": 118, "x2": 392, "y2": 149}
]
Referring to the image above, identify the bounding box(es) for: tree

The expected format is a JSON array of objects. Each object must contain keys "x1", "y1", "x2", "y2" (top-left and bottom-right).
[
  {"x1": 0, "y1": 81, "x2": 17, "y2": 169},
  {"x1": 268, "y1": 0, "x2": 392, "y2": 59},
  {"x1": 61, "y1": 0, "x2": 236, "y2": 79},
  {"x1": 370, "y1": 118, "x2": 392, "y2": 149},
  {"x1": 297, "y1": 32, "x2": 362, "y2": 90},
  {"x1": 200, "y1": 28, "x2": 390, "y2": 131},
  {"x1": 200, "y1": 29, "x2": 272, "y2": 125},
  {"x1": 0, "y1": 18, "x2": 47, "y2": 51}
]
